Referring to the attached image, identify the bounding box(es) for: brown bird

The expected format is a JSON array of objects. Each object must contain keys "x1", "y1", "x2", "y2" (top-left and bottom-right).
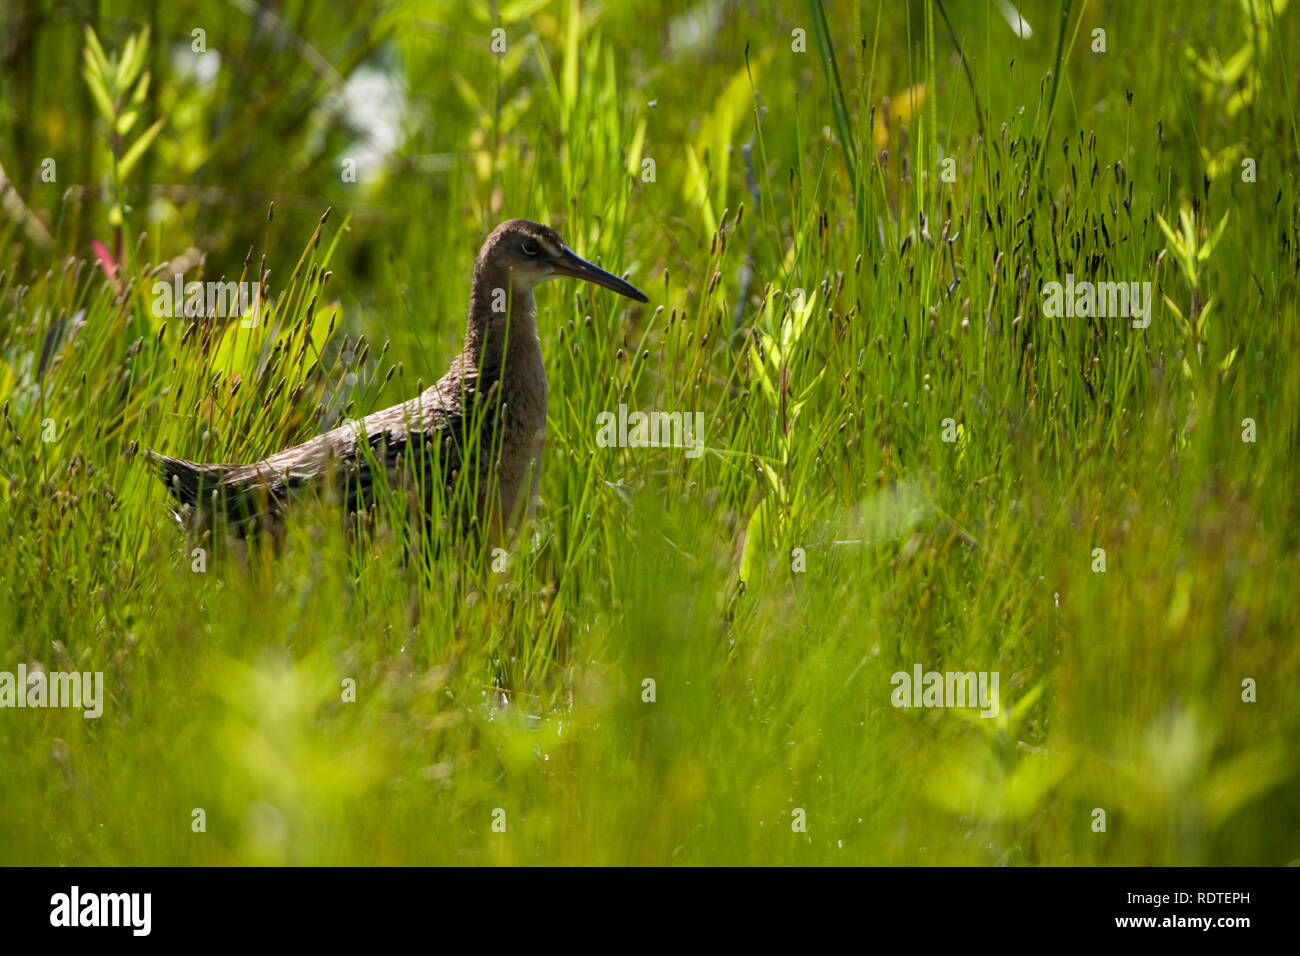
[{"x1": 146, "y1": 219, "x2": 648, "y2": 540}]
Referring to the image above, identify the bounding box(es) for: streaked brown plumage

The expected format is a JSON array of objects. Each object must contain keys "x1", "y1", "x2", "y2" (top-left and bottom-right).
[{"x1": 146, "y1": 219, "x2": 648, "y2": 539}]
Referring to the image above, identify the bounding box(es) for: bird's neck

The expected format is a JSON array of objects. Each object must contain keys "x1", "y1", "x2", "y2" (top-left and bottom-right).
[{"x1": 462, "y1": 261, "x2": 540, "y2": 379}]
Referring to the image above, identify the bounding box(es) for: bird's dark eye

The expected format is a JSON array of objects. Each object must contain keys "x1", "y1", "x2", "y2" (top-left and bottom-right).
[{"x1": 521, "y1": 239, "x2": 540, "y2": 256}]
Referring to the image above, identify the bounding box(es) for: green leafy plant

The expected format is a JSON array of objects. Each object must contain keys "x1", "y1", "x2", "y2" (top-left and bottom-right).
[
  {"x1": 1156, "y1": 205, "x2": 1233, "y2": 377},
  {"x1": 82, "y1": 25, "x2": 164, "y2": 240},
  {"x1": 1185, "y1": 0, "x2": 1290, "y2": 117}
]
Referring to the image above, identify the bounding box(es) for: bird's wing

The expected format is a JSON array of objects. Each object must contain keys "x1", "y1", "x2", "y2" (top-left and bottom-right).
[{"x1": 148, "y1": 375, "x2": 502, "y2": 530}]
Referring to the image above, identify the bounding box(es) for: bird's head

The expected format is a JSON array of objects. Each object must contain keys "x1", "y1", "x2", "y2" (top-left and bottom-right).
[{"x1": 480, "y1": 219, "x2": 648, "y2": 303}]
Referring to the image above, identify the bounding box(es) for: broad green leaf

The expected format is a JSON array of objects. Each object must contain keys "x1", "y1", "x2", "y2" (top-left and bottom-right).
[
  {"x1": 683, "y1": 145, "x2": 715, "y2": 234},
  {"x1": 1155, "y1": 211, "x2": 1195, "y2": 286},
  {"x1": 625, "y1": 117, "x2": 646, "y2": 179},
  {"x1": 130, "y1": 69, "x2": 151, "y2": 106},
  {"x1": 118, "y1": 32, "x2": 140, "y2": 90},
  {"x1": 501, "y1": 0, "x2": 551, "y2": 21},
  {"x1": 82, "y1": 64, "x2": 116, "y2": 125},
  {"x1": 758, "y1": 459, "x2": 783, "y2": 499},
  {"x1": 119, "y1": 117, "x2": 165, "y2": 178},
  {"x1": 116, "y1": 103, "x2": 140, "y2": 136},
  {"x1": 738, "y1": 497, "x2": 770, "y2": 585},
  {"x1": 83, "y1": 27, "x2": 111, "y2": 83},
  {"x1": 117, "y1": 26, "x2": 150, "y2": 92},
  {"x1": 1195, "y1": 296, "x2": 1215, "y2": 336},
  {"x1": 450, "y1": 71, "x2": 488, "y2": 121},
  {"x1": 1198, "y1": 210, "x2": 1230, "y2": 262},
  {"x1": 1199, "y1": 739, "x2": 1290, "y2": 828},
  {"x1": 919, "y1": 743, "x2": 1076, "y2": 822}
]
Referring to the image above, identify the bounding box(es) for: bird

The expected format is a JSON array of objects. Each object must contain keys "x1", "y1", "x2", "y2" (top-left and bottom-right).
[{"x1": 145, "y1": 218, "x2": 648, "y2": 541}]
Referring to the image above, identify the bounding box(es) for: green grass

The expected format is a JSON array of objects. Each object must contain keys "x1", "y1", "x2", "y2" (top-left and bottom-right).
[{"x1": 1, "y1": 0, "x2": 1298, "y2": 865}]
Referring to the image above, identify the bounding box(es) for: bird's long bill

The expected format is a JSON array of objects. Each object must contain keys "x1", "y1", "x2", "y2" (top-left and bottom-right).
[{"x1": 555, "y1": 247, "x2": 649, "y2": 302}]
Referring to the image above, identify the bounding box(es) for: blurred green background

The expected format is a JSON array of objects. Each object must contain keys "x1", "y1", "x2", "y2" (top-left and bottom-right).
[{"x1": 0, "y1": 0, "x2": 1297, "y2": 864}]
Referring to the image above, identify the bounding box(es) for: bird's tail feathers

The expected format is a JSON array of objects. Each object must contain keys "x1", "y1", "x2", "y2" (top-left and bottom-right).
[{"x1": 143, "y1": 449, "x2": 233, "y2": 509}]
